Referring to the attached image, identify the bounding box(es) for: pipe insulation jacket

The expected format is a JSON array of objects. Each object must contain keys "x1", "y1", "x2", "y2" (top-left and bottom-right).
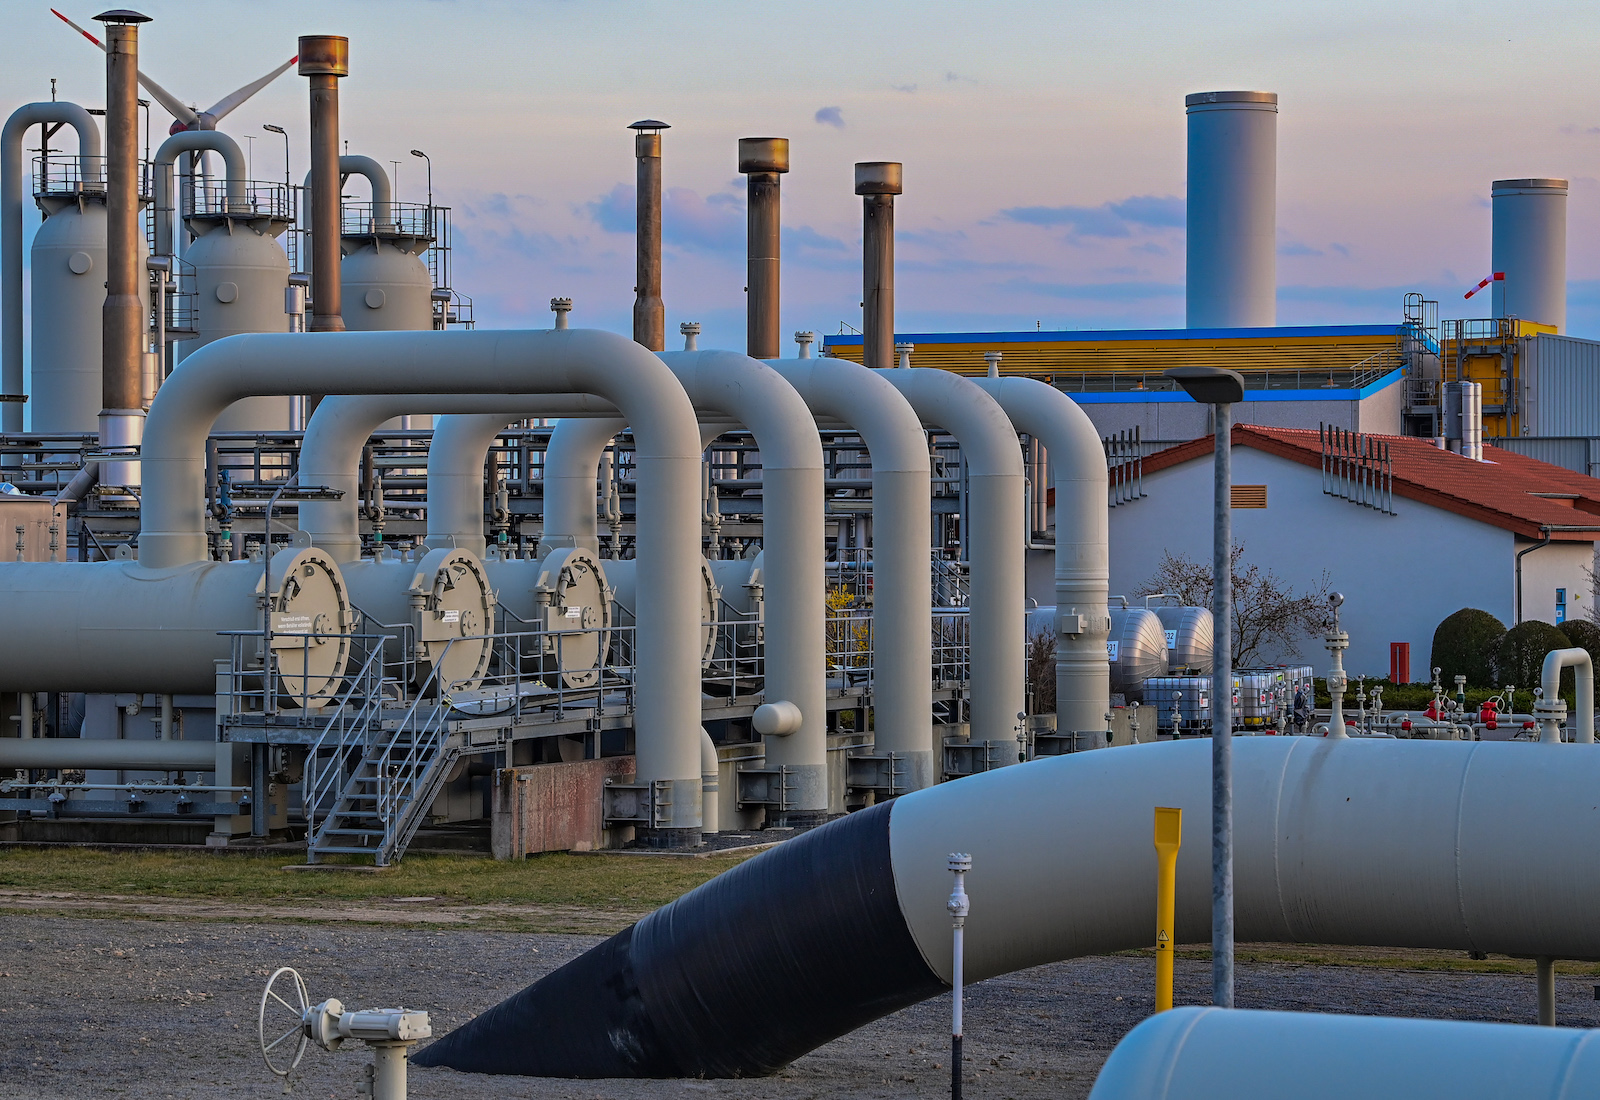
[
  {"x1": 113, "y1": 328, "x2": 699, "y2": 832},
  {"x1": 0, "y1": 738, "x2": 216, "y2": 771},
  {"x1": 1, "y1": 102, "x2": 101, "y2": 431},
  {"x1": 658, "y1": 350, "x2": 827, "y2": 815},
  {"x1": 876, "y1": 368, "x2": 1025, "y2": 751},
  {"x1": 415, "y1": 737, "x2": 1600, "y2": 1078},
  {"x1": 768, "y1": 358, "x2": 934, "y2": 788},
  {"x1": 1088, "y1": 1007, "x2": 1600, "y2": 1100},
  {"x1": 153, "y1": 130, "x2": 247, "y2": 258},
  {"x1": 300, "y1": 394, "x2": 618, "y2": 562},
  {"x1": 973, "y1": 376, "x2": 1111, "y2": 736}
]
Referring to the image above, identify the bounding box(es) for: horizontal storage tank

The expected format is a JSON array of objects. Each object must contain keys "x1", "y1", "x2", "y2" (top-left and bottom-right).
[
  {"x1": 607, "y1": 555, "x2": 718, "y2": 668},
  {"x1": 340, "y1": 547, "x2": 495, "y2": 692},
  {"x1": 0, "y1": 547, "x2": 351, "y2": 697},
  {"x1": 1108, "y1": 605, "x2": 1169, "y2": 700},
  {"x1": 1152, "y1": 604, "x2": 1213, "y2": 673}
]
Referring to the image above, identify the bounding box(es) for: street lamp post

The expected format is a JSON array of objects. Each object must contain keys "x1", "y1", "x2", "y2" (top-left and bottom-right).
[
  {"x1": 263, "y1": 124, "x2": 290, "y2": 192},
  {"x1": 1163, "y1": 364, "x2": 1245, "y2": 1010},
  {"x1": 410, "y1": 149, "x2": 432, "y2": 208}
]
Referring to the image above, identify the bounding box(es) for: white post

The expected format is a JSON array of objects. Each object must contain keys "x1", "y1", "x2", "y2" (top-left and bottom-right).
[
  {"x1": 1325, "y1": 593, "x2": 1349, "y2": 739},
  {"x1": 948, "y1": 852, "x2": 971, "y2": 1100}
]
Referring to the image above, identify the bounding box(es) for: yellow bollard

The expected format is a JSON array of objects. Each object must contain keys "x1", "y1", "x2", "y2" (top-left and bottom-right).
[{"x1": 1154, "y1": 806, "x2": 1183, "y2": 1012}]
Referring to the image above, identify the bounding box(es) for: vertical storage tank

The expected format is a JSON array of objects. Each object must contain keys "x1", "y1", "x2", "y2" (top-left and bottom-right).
[
  {"x1": 30, "y1": 179, "x2": 148, "y2": 432},
  {"x1": 174, "y1": 184, "x2": 294, "y2": 431},
  {"x1": 1491, "y1": 178, "x2": 1567, "y2": 332},
  {"x1": 1186, "y1": 90, "x2": 1277, "y2": 329}
]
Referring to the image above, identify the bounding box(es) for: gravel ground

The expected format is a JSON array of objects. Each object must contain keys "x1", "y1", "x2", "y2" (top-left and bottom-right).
[{"x1": 2, "y1": 915, "x2": 1597, "y2": 1100}]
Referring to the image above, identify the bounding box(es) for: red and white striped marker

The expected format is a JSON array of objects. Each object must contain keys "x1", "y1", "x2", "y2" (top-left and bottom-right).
[{"x1": 1464, "y1": 272, "x2": 1505, "y2": 300}]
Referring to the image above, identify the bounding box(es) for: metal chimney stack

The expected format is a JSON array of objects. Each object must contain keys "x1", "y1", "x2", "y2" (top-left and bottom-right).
[
  {"x1": 300, "y1": 36, "x2": 349, "y2": 333},
  {"x1": 856, "y1": 161, "x2": 902, "y2": 369},
  {"x1": 1492, "y1": 178, "x2": 1568, "y2": 332},
  {"x1": 739, "y1": 137, "x2": 788, "y2": 359},
  {"x1": 1185, "y1": 91, "x2": 1277, "y2": 329},
  {"x1": 630, "y1": 120, "x2": 669, "y2": 352},
  {"x1": 97, "y1": 8, "x2": 151, "y2": 489}
]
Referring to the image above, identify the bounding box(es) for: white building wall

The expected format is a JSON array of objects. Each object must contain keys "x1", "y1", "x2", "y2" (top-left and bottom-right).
[{"x1": 1108, "y1": 447, "x2": 1593, "y2": 677}]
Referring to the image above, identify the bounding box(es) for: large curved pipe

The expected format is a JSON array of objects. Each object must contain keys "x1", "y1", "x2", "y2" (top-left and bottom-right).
[
  {"x1": 134, "y1": 328, "x2": 705, "y2": 836},
  {"x1": 1, "y1": 102, "x2": 101, "y2": 430},
  {"x1": 1089, "y1": 1007, "x2": 1600, "y2": 1100},
  {"x1": 1539, "y1": 647, "x2": 1594, "y2": 744},
  {"x1": 973, "y1": 376, "x2": 1111, "y2": 736},
  {"x1": 658, "y1": 350, "x2": 827, "y2": 818},
  {"x1": 416, "y1": 736, "x2": 1600, "y2": 1077},
  {"x1": 152, "y1": 130, "x2": 247, "y2": 259},
  {"x1": 538, "y1": 416, "x2": 629, "y2": 555},
  {"x1": 301, "y1": 154, "x2": 393, "y2": 237},
  {"x1": 300, "y1": 394, "x2": 616, "y2": 562},
  {"x1": 769, "y1": 357, "x2": 935, "y2": 789},
  {"x1": 877, "y1": 367, "x2": 1025, "y2": 752}
]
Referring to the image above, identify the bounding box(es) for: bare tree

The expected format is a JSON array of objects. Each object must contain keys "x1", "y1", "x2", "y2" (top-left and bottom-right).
[{"x1": 1135, "y1": 544, "x2": 1333, "y2": 667}]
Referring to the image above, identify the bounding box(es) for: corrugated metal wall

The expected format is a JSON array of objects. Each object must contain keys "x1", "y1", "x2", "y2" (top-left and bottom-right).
[
  {"x1": 1486, "y1": 435, "x2": 1600, "y2": 476},
  {"x1": 1522, "y1": 334, "x2": 1600, "y2": 436}
]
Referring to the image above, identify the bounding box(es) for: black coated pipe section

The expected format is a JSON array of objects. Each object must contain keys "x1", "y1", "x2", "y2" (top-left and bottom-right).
[
  {"x1": 98, "y1": 11, "x2": 148, "y2": 416},
  {"x1": 300, "y1": 36, "x2": 348, "y2": 334},
  {"x1": 412, "y1": 801, "x2": 944, "y2": 1077},
  {"x1": 856, "y1": 162, "x2": 902, "y2": 370},
  {"x1": 739, "y1": 138, "x2": 788, "y2": 360},
  {"x1": 631, "y1": 120, "x2": 668, "y2": 352}
]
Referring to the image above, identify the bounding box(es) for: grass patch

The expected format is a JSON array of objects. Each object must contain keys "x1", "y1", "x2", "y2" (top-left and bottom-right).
[{"x1": 0, "y1": 848, "x2": 749, "y2": 911}]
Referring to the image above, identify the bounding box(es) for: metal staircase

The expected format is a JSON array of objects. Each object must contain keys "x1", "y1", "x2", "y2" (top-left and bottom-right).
[{"x1": 303, "y1": 641, "x2": 463, "y2": 866}]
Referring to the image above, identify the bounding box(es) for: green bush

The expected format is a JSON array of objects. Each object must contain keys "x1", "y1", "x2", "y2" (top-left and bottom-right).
[
  {"x1": 1491, "y1": 620, "x2": 1573, "y2": 696},
  {"x1": 1560, "y1": 618, "x2": 1600, "y2": 671},
  {"x1": 1429, "y1": 608, "x2": 1507, "y2": 688}
]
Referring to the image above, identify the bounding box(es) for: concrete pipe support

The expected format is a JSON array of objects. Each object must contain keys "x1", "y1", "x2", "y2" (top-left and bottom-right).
[
  {"x1": 128, "y1": 328, "x2": 705, "y2": 837},
  {"x1": 974, "y1": 376, "x2": 1112, "y2": 737},
  {"x1": 658, "y1": 350, "x2": 827, "y2": 820},
  {"x1": 769, "y1": 357, "x2": 935, "y2": 790},
  {"x1": 1, "y1": 102, "x2": 101, "y2": 430},
  {"x1": 416, "y1": 736, "x2": 1600, "y2": 1078},
  {"x1": 877, "y1": 367, "x2": 1026, "y2": 754}
]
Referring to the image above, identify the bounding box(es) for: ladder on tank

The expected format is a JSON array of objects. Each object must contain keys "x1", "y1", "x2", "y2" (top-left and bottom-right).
[{"x1": 303, "y1": 646, "x2": 463, "y2": 867}]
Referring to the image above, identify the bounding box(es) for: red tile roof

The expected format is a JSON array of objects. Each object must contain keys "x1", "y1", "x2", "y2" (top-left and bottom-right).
[{"x1": 1140, "y1": 425, "x2": 1600, "y2": 541}]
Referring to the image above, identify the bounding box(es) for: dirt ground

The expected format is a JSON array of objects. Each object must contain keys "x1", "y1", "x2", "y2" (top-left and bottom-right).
[{"x1": 0, "y1": 909, "x2": 1595, "y2": 1100}]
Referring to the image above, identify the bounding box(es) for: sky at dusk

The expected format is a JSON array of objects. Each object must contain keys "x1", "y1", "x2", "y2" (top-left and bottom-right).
[{"x1": 3, "y1": 0, "x2": 1599, "y2": 355}]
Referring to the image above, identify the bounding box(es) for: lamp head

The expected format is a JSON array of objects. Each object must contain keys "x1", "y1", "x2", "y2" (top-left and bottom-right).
[{"x1": 1164, "y1": 365, "x2": 1245, "y2": 405}]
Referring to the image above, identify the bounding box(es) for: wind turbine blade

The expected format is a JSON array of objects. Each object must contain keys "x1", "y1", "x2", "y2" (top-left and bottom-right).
[
  {"x1": 52, "y1": 8, "x2": 200, "y2": 126},
  {"x1": 203, "y1": 56, "x2": 298, "y2": 122},
  {"x1": 50, "y1": 8, "x2": 102, "y2": 48}
]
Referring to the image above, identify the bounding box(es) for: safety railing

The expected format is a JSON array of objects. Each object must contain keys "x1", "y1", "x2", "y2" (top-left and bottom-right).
[
  {"x1": 300, "y1": 640, "x2": 391, "y2": 825},
  {"x1": 339, "y1": 200, "x2": 436, "y2": 240},
  {"x1": 181, "y1": 177, "x2": 295, "y2": 221},
  {"x1": 822, "y1": 609, "x2": 972, "y2": 689},
  {"x1": 704, "y1": 602, "x2": 764, "y2": 703}
]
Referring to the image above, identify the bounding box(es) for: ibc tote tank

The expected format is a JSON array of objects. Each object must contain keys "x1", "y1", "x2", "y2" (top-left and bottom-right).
[{"x1": 30, "y1": 192, "x2": 149, "y2": 432}]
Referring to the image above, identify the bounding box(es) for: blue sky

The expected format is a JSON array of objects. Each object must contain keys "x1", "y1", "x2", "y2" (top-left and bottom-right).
[{"x1": 4, "y1": 0, "x2": 1600, "y2": 351}]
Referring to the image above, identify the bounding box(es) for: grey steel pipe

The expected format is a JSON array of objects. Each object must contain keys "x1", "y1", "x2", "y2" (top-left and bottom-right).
[
  {"x1": 299, "y1": 155, "x2": 394, "y2": 241},
  {"x1": 300, "y1": 393, "x2": 616, "y2": 562},
  {"x1": 659, "y1": 350, "x2": 826, "y2": 820},
  {"x1": 418, "y1": 736, "x2": 1600, "y2": 1078},
  {"x1": 974, "y1": 377, "x2": 1111, "y2": 738},
  {"x1": 99, "y1": 11, "x2": 149, "y2": 480},
  {"x1": 1537, "y1": 647, "x2": 1594, "y2": 744},
  {"x1": 770, "y1": 357, "x2": 935, "y2": 790},
  {"x1": 0, "y1": 737, "x2": 215, "y2": 771},
  {"x1": 0, "y1": 102, "x2": 101, "y2": 430},
  {"x1": 739, "y1": 138, "x2": 788, "y2": 360},
  {"x1": 52, "y1": 461, "x2": 99, "y2": 506},
  {"x1": 1090, "y1": 1007, "x2": 1600, "y2": 1100},
  {"x1": 630, "y1": 121, "x2": 667, "y2": 352},
  {"x1": 153, "y1": 130, "x2": 247, "y2": 259},
  {"x1": 136, "y1": 328, "x2": 706, "y2": 837},
  {"x1": 299, "y1": 36, "x2": 348, "y2": 333},
  {"x1": 1212, "y1": 401, "x2": 1234, "y2": 1007},
  {"x1": 878, "y1": 367, "x2": 1025, "y2": 753},
  {"x1": 856, "y1": 162, "x2": 901, "y2": 369},
  {"x1": 540, "y1": 416, "x2": 629, "y2": 556}
]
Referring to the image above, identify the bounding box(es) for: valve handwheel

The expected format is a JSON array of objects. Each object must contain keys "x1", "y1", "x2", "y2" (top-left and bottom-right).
[{"x1": 259, "y1": 966, "x2": 312, "y2": 1079}]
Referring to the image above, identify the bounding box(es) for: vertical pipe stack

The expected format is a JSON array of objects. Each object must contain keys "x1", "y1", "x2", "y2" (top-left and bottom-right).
[
  {"x1": 856, "y1": 162, "x2": 901, "y2": 369},
  {"x1": 97, "y1": 10, "x2": 150, "y2": 489},
  {"x1": 1185, "y1": 91, "x2": 1277, "y2": 329},
  {"x1": 631, "y1": 120, "x2": 668, "y2": 352},
  {"x1": 300, "y1": 36, "x2": 349, "y2": 334},
  {"x1": 1491, "y1": 178, "x2": 1568, "y2": 332},
  {"x1": 739, "y1": 138, "x2": 788, "y2": 359}
]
